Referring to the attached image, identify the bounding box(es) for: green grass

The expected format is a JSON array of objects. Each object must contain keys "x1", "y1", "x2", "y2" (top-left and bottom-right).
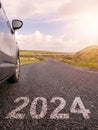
[
  {"x1": 20, "y1": 50, "x2": 74, "y2": 65},
  {"x1": 20, "y1": 51, "x2": 45, "y2": 65},
  {"x1": 20, "y1": 45, "x2": 98, "y2": 70},
  {"x1": 69, "y1": 61, "x2": 98, "y2": 69},
  {"x1": 20, "y1": 57, "x2": 44, "y2": 65},
  {"x1": 72, "y1": 45, "x2": 98, "y2": 69}
]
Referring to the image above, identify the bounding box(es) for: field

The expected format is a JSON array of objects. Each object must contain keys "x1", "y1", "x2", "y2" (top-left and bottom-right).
[
  {"x1": 20, "y1": 45, "x2": 98, "y2": 70},
  {"x1": 20, "y1": 50, "x2": 74, "y2": 64}
]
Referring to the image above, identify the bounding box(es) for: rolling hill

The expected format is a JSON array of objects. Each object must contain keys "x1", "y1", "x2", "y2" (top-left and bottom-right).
[
  {"x1": 20, "y1": 45, "x2": 98, "y2": 69},
  {"x1": 72, "y1": 45, "x2": 98, "y2": 69}
]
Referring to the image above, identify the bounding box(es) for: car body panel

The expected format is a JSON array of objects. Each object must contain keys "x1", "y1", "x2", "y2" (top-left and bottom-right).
[{"x1": 0, "y1": 2, "x2": 19, "y2": 82}]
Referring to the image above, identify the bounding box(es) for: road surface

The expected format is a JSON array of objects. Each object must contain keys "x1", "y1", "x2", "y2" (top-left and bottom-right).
[{"x1": 0, "y1": 59, "x2": 98, "y2": 130}]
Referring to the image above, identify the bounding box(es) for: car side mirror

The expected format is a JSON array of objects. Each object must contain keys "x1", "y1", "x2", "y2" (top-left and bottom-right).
[{"x1": 12, "y1": 19, "x2": 23, "y2": 30}]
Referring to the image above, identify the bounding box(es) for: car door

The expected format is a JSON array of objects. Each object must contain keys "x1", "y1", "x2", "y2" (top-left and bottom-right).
[
  {"x1": 6, "y1": 20, "x2": 17, "y2": 64},
  {"x1": 0, "y1": 3, "x2": 16, "y2": 80}
]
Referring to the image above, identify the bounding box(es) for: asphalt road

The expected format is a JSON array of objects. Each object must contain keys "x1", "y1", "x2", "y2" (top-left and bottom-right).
[{"x1": 0, "y1": 59, "x2": 98, "y2": 130}]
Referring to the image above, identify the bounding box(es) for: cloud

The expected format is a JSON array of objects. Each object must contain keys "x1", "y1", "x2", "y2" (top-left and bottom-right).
[
  {"x1": 2, "y1": 0, "x2": 98, "y2": 52},
  {"x1": 2, "y1": 0, "x2": 70, "y2": 19},
  {"x1": 59, "y1": 0, "x2": 98, "y2": 16},
  {"x1": 16, "y1": 30, "x2": 98, "y2": 52},
  {"x1": 2, "y1": 0, "x2": 98, "y2": 21},
  {"x1": 16, "y1": 31, "x2": 77, "y2": 52}
]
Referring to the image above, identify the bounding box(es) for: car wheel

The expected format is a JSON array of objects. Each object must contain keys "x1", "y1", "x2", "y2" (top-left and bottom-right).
[{"x1": 7, "y1": 58, "x2": 20, "y2": 83}]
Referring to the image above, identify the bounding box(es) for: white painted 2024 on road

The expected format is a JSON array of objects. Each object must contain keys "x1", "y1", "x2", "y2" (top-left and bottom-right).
[{"x1": 6, "y1": 97, "x2": 91, "y2": 120}]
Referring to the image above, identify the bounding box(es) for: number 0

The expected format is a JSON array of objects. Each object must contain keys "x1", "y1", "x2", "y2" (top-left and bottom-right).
[{"x1": 30, "y1": 97, "x2": 47, "y2": 119}]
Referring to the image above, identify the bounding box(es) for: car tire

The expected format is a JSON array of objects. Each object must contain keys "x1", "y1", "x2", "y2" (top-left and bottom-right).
[{"x1": 7, "y1": 57, "x2": 20, "y2": 83}]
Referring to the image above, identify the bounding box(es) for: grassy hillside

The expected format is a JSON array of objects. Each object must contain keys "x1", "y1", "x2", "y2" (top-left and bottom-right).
[
  {"x1": 20, "y1": 45, "x2": 98, "y2": 69},
  {"x1": 72, "y1": 45, "x2": 98, "y2": 69}
]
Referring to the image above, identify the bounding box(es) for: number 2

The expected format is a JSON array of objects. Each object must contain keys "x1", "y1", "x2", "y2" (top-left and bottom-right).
[
  {"x1": 50, "y1": 97, "x2": 69, "y2": 119},
  {"x1": 6, "y1": 97, "x2": 29, "y2": 119}
]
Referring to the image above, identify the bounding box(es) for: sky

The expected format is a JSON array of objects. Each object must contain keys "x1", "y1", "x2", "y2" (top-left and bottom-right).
[{"x1": 2, "y1": 0, "x2": 98, "y2": 52}]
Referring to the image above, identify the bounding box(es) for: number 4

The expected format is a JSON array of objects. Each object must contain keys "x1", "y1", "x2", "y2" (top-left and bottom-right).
[{"x1": 70, "y1": 97, "x2": 91, "y2": 119}]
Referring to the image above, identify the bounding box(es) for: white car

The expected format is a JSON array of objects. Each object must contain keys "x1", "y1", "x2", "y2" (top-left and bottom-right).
[{"x1": 0, "y1": 1, "x2": 23, "y2": 83}]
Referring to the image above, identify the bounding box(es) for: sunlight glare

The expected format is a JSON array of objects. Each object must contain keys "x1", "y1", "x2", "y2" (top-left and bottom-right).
[{"x1": 78, "y1": 11, "x2": 98, "y2": 38}]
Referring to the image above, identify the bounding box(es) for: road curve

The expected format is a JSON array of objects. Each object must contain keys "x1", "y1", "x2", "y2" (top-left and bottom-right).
[{"x1": 0, "y1": 59, "x2": 98, "y2": 130}]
